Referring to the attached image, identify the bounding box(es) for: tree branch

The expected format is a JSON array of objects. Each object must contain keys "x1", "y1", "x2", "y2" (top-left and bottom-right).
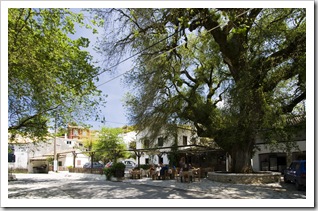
[
  {"x1": 282, "y1": 92, "x2": 306, "y2": 113},
  {"x1": 8, "y1": 105, "x2": 60, "y2": 131}
]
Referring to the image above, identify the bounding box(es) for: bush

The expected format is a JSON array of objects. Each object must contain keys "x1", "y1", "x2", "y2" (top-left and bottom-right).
[
  {"x1": 104, "y1": 162, "x2": 126, "y2": 180},
  {"x1": 112, "y1": 162, "x2": 125, "y2": 171},
  {"x1": 104, "y1": 168, "x2": 113, "y2": 180}
]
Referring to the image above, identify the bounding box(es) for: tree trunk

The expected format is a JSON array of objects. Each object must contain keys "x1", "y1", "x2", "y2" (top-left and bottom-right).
[
  {"x1": 137, "y1": 155, "x2": 141, "y2": 168},
  {"x1": 230, "y1": 142, "x2": 254, "y2": 173}
]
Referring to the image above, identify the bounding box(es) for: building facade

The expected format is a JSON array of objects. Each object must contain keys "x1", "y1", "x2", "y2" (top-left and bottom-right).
[
  {"x1": 252, "y1": 127, "x2": 306, "y2": 173},
  {"x1": 135, "y1": 125, "x2": 198, "y2": 165},
  {"x1": 8, "y1": 125, "x2": 91, "y2": 173}
]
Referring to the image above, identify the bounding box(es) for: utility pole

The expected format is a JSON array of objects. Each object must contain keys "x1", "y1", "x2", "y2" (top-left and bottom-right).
[{"x1": 53, "y1": 113, "x2": 58, "y2": 172}]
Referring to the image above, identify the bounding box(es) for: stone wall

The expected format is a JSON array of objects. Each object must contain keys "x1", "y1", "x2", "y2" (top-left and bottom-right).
[{"x1": 207, "y1": 171, "x2": 281, "y2": 184}]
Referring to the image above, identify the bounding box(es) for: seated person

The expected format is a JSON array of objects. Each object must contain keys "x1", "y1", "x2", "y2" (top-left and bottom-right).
[
  {"x1": 183, "y1": 163, "x2": 189, "y2": 171},
  {"x1": 149, "y1": 164, "x2": 156, "y2": 178},
  {"x1": 188, "y1": 163, "x2": 193, "y2": 170},
  {"x1": 159, "y1": 163, "x2": 169, "y2": 177},
  {"x1": 156, "y1": 164, "x2": 161, "y2": 172},
  {"x1": 150, "y1": 164, "x2": 155, "y2": 171}
]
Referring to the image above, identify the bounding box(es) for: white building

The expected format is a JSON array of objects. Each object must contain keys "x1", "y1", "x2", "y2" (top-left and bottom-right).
[
  {"x1": 134, "y1": 120, "x2": 305, "y2": 173},
  {"x1": 135, "y1": 125, "x2": 199, "y2": 165},
  {"x1": 8, "y1": 125, "x2": 92, "y2": 173},
  {"x1": 252, "y1": 126, "x2": 306, "y2": 173},
  {"x1": 121, "y1": 131, "x2": 137, "y2": 149}
]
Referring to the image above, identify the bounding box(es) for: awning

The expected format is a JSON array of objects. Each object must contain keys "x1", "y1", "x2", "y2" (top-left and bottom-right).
[{"x1": 29, "y1": 157, "x2": 48, "y2": 161}]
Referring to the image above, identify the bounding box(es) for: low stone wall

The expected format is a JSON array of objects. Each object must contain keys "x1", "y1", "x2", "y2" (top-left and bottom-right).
[
  {"x1": 69, "y1": 168, "x2": 104, "y2": 175},
  {"x1": 207, "y1": 171, "x2": 281, "y2": 184}
]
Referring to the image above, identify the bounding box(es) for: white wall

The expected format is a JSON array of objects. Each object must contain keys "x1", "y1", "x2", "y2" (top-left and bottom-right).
[
  {"x1": 9, "y1": 145, "x2": 29, "y2": 169},
  {"x1": 136, "y1": 126, "x2": 198, "y2": 165},
  {"x1": 122, "y1": 131, "x2": 137, "y2": 148},
  {"x1": 252, "y1": 140, "x2": 306, "y2": 171},
  {"x1": 10, "y1": 137, "x2": 91, "y2": 170},
  {"x1": 62, "y1": 153, "x2": 89, "y2": 168}
]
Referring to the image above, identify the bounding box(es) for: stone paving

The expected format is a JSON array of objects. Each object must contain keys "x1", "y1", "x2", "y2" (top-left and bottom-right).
[
  {"x1": 7, "y1": 171, "x2": 306, "y2": 200},
  {"x1": 124, "y1": 176, "x2": 306, "y2": 199}
]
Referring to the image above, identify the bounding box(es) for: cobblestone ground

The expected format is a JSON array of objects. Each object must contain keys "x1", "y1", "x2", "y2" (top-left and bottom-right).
[{"x1": 7, "y1": 172, "x2": 306, "y2": 200}]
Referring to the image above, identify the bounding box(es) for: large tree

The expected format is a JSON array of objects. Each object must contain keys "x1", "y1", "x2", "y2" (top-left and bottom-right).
[
  {"x1": 8, "y1": 8, "x2": 106, "y2": 142},
  {"x1": 93, "y1": 8, "x2": 306, "y2": 173}
]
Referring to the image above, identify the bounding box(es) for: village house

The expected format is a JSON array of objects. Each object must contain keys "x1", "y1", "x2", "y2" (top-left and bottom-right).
[
  {"x1": 134, "y1": 125, "x2": 226, "y2": 171},
  {"x1": 8, "y1": 125, "x2": 91, "y2": 173}
]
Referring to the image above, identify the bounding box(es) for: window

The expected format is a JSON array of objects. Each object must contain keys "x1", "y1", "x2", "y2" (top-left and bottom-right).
[
  {"x1": 58, "y1": 161, "x2": 62, "y2": 166},
  {"x1": 183, "y1": 136, "x2": 188, "y2": 145},
  {"x1": 67, "y1": 141, "x2": 72, "y2": 145},
  {"x1": 73, "y1": 129, "x2": 78, "y2": 136},
  {"x1": 145, "y1": 158, "x2": 149, "y2": 165},
  {"x1": 158, "y1": 137, "x2": 164, "y2": 147},
  {"x1": 144, "y1": 139, "x2": 149, "y2": 148}
]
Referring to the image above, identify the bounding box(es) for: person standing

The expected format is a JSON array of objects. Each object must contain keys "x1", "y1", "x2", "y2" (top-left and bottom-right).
[
  {"x1": 179, "y1": 157, "x2": 186, "y2": 170},
  {"x1": 179, "y1": 157, "x2": 188, "y2": 182}
]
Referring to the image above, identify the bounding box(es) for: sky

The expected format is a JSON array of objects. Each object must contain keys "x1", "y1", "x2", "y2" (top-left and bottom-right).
[{"x1": 72, "y1": 9, "x2": 132, "y2": 130}]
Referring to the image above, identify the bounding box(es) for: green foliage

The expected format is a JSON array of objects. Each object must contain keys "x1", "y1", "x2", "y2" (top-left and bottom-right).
[
  {"x1": 93, "y1": 127, "x2": 129, "y2": 162},
  {"x1": 112, "y1": 162, "x2": 126, "y2": 171},
  {"x1": 103, "y1": 168, "x2": 113, "y2": 180},
  {"x1": 56, "y1": 128, "x2": 67, "y2": 137},
  {"x1": 46, "y1": 156, "x2": 54, "y2": 164},
  {"x1": 104, "y1": 162, "x2": 126, "y2": 180},
  {"x1": 8, "y1": 8, "x2": 106, "y2": 142},
  {"x1": 128, "y1": 140, "x2": 136, "y2": 150}
]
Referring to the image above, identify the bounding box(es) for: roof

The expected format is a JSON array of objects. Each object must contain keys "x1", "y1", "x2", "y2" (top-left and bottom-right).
[
  {"x1": 286, "y1": 115, "x2": 306, "y2": 125},
  {"x1": 42, "y1": 149, "x2": 80, "y2": 156},
  {"x1": 67, "y1": 125, "x2": 85, "y2": 129},
  {"x1": 8, "y1": 134, "x2": 36, "y2": 144}
]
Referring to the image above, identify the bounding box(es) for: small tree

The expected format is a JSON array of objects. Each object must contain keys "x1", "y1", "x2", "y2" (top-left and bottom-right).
[{"x1": 93, "y1": 127, "x2": 129, "y2": 163}]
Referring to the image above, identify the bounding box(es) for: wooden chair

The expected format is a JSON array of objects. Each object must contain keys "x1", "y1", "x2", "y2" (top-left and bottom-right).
[
  {"x1": 175, "y1": 168, "x2": 181, "y2": 182},
  {"x1": 157, "y1": 170, "x2": 167, "y2": 180},
  {"x1": 131, "y1": 170, "x2": 141, "y2": 179},
  {"x1": 181, "y1": 171, "x2": 191, "y2": 183},
  {"x1": 150, "y1": 169, "x2": 159, "y2": 180},
  {"x1": 191, "y1": 168, "x2": 201, "y2": 182}
]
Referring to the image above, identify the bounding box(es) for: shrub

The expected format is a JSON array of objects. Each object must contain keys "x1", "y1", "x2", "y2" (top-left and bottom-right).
[
  {"x1": 112, "y1": 162, "x2": 125, "y2": 171},
  {"x1": 104, "y1": 162, "x2": 126, "y2": 180},
  {"x1": 104, "y1": 168, "x2": 113, "y2": 180}
]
